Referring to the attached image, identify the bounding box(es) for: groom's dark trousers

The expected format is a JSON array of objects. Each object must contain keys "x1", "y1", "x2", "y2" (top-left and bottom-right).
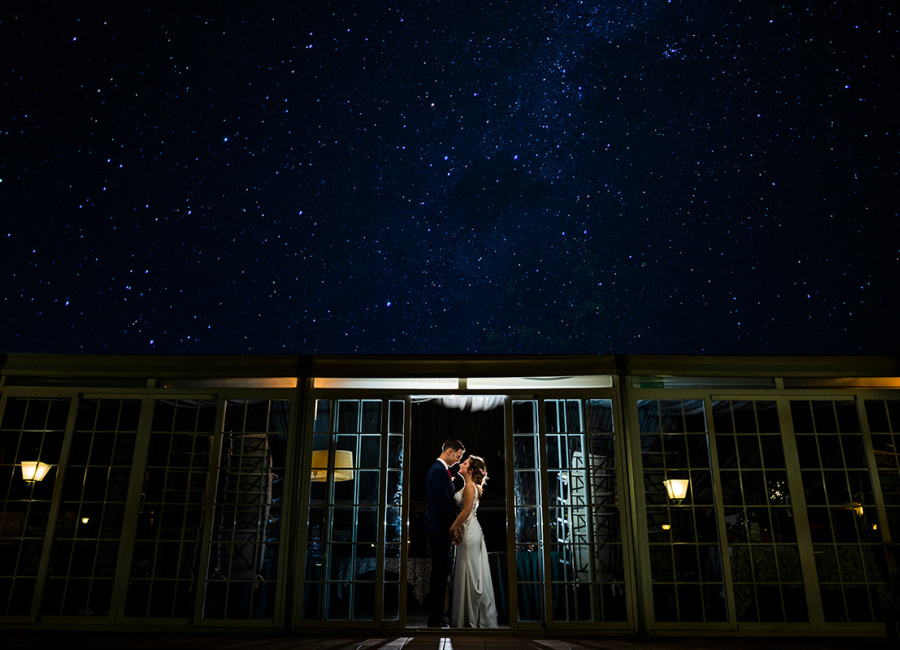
[
  {"x1": 425, "y1": 459, "x2": 455, "y2": 626},
  {"x1": 427, "y1": 532, "x2": 452, "y2": 626}
]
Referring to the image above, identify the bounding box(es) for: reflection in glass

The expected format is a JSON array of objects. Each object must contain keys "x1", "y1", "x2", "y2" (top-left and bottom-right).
[
  {"x1": 542, "y1": 398, "x2": 625, "y2": 622},
  {"x1": 127, "y1": 399, "x2": 217, "y2": 619},
  {"x1": 515, "y1": 507, "x2": 540, "y2": 545},
  {"x1": 512, "y1": 401, "x2": 537, "y2": 433},
  {"x1": 43, "y1": 399, "x2": 139, "y2": 618},
  {"x1": 793, "y1": 399, "x2": 885, "y2": 623},
  {"x1": 314, "y1": 400, "x2": 331, "y2": 433},
  {"x1": 866, "y1": 400, "x2": 900, "y2": 543},
  {"x1": 512, "y1": 401, "x2": 544, "y2": 622},
  {"x1": 515, "y1": 471, "x2": 538, "y2": 507},
  {"x1": 202, "y1": 399, "x2": 288, "y2": 620},
  {"x1": 304, "y1": 398, "x2": 400, "y2": 622},
  {"x1": 514, "y1": 435, "x2": 537, "y2": 469},
  {"x1": 641, "y1": 399, "x2": 724, "y2": 623},
  {"x1": 715, "y1": 400, "x2": 806, "y2": 623}
]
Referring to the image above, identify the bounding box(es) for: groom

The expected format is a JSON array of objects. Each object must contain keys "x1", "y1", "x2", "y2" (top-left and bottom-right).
[{"x1": 425, "y1": 438, "x2": 465, "y2": 628}]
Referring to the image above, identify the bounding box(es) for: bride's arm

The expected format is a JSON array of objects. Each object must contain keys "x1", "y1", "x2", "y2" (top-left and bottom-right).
[{"x1": 449, "y1": 483, "x2": 476, "y2": 536}]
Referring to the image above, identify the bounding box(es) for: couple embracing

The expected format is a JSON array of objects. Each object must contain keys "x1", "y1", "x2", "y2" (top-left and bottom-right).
[{"x1": 425, "y1": 439, "x2": 498, "y2": 628}]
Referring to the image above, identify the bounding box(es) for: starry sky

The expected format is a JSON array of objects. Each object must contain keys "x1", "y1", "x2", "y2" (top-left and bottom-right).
[{"x1": 2, "y1": 2, "x2": 898, "y2": 355}]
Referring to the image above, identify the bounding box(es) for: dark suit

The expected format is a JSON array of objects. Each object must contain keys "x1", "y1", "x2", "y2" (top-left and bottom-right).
[{"x1": 425, "y1": 459, "x2": 456, "y2": 626}]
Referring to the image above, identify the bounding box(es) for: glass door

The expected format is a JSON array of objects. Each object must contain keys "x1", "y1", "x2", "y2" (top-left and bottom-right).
[
  {"x1": 125, "y1": 399, "x2": 219, "y2": 620},
  {"x1": 200, "y1": 398, "x2": 290, "y2": 621},
  {"x1": 633, "y1": 393, "x2": 891, "y2": 631},
  {"x1": 303, "y1": 397, "x2": 406, "y2": 624},
  {"x1": 0, "y1": 396, "x2": 73, "y2": 619},
  {"x1": 636, "y1": 398, "x2": 724, "y2": 625},
  {"x1": 790, "y1": 398, "x2": 888, "y2": 624},
  {"x1": 712, "y1": 399, "x2": 808, "y2": 624},
  {"x1": 41, "y1": 398, "x2": 141, "y2": 620},
  {"x1": 508, "y1": 395, "x2": 629, "y2": 627}
]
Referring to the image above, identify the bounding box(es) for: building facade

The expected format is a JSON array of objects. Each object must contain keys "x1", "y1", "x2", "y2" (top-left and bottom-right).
[{"x1": 0, "y1": 353, "x2": 898, "y2": 636}]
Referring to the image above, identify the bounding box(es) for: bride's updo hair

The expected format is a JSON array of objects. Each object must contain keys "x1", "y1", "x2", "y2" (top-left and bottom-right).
[{"x1": 467, "y1": 455, "x2": 488, "y2": 495}]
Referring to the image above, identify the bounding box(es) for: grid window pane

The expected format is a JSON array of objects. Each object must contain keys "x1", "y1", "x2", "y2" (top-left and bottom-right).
[
  {"x1": 42, "y1": 398, "x2": 141, "y2": 617},
  {"x1": 714, "y1": 400, "x2": 804, "y2": 623},
  {"x1": 202, "y1": 399, "x2": 289, "y2": 620},
  {"x1": 793, "y1": 399, "x2": 885, "y2": 623},
  {"x1": 0, "y1": 397, "x2": 72, "y2": 617},
  {"x1": 866, "y1": 400, "x2": 900, "y2": 542},
  {"x1": 512, "y1": 401, "x2": 544, "y2": 622},
  {"x1": 304, "y1": 398, "x2": 400, "y2": 622},
  {"x1": 640, "y1": 399, "x2": 724, "y2": 623},
  {"x1": 545, "y1": 398, "x2": 625, "y2": 623},
  {"x1": 126, "y1": 399, "x2": 217, "y2": 619},
  {"x1": 512, "y1": 401, "x2": 537, "y2": 433}
]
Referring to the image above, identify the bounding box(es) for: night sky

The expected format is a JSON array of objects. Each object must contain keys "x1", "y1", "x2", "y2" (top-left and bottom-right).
[{"x1": 2, "y1": 2, "x2": 898, "y2": 355}]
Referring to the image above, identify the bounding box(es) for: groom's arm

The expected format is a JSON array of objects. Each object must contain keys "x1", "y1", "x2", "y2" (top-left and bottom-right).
[
  {"x1": 426, "y1": 465, "x2": 452, "y2": 530},
  {"x1": 442, "y1": 474, "x2": 457, "y2": 530}
]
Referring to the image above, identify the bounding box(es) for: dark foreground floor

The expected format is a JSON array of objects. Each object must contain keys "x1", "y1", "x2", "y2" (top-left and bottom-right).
[{"x1": 0, "y1": 631, "x2": 892, "y2": 650}]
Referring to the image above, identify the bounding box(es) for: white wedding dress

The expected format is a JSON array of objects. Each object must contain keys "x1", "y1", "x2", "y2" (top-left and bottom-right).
[{"x1": 451, "y1": 486, "x2": 499, "y2": 628}]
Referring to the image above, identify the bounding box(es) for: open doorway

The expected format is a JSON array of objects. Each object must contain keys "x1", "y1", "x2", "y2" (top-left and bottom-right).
[{"x1": 406, "y1": 396, "x2": 509, "y2": 627}]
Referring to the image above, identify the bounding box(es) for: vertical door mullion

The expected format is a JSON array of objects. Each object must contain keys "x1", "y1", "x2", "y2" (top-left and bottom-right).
[
  {"x1": 612, "y1": 376, "x2": 646, "y2": 630},
  {"x1": 398, "y1": 396, "x2": 412, "y2": 628},
  {"x1": 323, "y1": 402, "x2": 336, "y2": 620},
  {"x1": 536, "y1": 398, "x2": 554, "y2": 627},
  {"x1": 30, "y1": 395, "x2": 79, "y2": 621},
  {"x1": 503, "y1": 396, "x2": 520, "y2": 629},
  {"x1": 704, "y1": 397, "x2": 738, "y2": 630},
  {"x1": 583, "y1": 398, "x2": 599, "y2": 622},
  {"x1": 193, "y1": 396, "x2": 226, "y2": 625},
  {"x1": 272, "y1": 395, "x2": 298, "y2": 630},
  {"x1": 616, "y1": 380, "x2": 641, "y2": 632},
  {"x1": 351, "y1": 405, "x2": 361, "y2": 620},
  {"x1": 292, "y1": 384, "x2": 315, "y2": 627},
  {"x1": 858, "y1": 397, "x2": 891, "y2": 546},
  {"x1": 778, "y1": 396, "x2": 823, "y2": 629},
  {"x1": 372, "y1": 398, "x2": 387, "y2": 626},
  {"x1": 111, "y1": 395, "x2": 155, "y2": 624},
  {"x1": 625, "y1": 390, "x2": 654, "y2": 632},
  {"x1": 327, "y1": 400, "x2": 341, "y2": 620}
]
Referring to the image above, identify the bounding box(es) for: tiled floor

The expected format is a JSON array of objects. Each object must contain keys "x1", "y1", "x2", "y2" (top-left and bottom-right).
[{"x1": 0, "y1": 631, "x2": 891, "y2": 650}]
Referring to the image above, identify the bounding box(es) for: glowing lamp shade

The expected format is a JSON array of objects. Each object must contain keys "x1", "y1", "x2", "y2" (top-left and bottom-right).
[
  {"x1": 310, "y1": 450, "x2": 354, "y2": 482},
  {"x1": 663, "y1": 478, "x2": 689, "y2": 502},
  {"x1": 21, "y1": 461, "x2": 51, "y2": 483}
]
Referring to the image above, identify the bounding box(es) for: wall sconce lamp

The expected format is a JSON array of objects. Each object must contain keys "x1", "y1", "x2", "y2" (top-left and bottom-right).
[
  {"x1": 663, "y1": 478, "x2": 689, "y2": 504},
  {"x1": 81, "y1": 517, "x2": 90, "y2": 525},
  {"x1": 310, "y1": 450, "x2": 354, "y2": 482},
  {"x1": 21, "y1": 461, "x2": 51, "y2": 483},
  {"x1": 661, "y1": 524, "x2": 672, "y2": 531}
]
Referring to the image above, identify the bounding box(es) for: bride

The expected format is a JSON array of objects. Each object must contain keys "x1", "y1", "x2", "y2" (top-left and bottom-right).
[{"x1": 449, "y1": 455, "x2": 498, "y2": 628}]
